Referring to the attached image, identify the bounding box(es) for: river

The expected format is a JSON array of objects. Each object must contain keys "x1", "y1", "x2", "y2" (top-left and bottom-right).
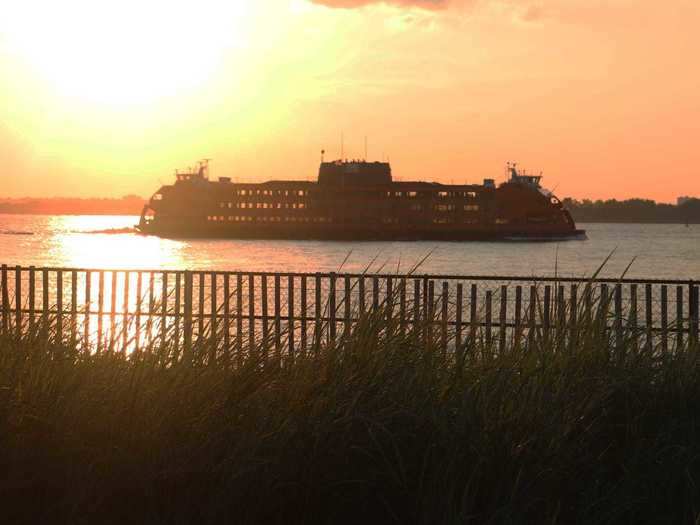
[{"x1": 1, "y1": 214, "x2": 698, "y2": 279}]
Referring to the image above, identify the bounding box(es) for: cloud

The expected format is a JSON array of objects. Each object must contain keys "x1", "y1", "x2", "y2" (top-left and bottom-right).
[{"x1": 311, "y1": 0, "x2": 448, "y2": 9}]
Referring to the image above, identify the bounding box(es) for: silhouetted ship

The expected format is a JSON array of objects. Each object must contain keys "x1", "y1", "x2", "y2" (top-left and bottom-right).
[{"x1": 137, "y1": 158, "x2": 586, "y2": 241}]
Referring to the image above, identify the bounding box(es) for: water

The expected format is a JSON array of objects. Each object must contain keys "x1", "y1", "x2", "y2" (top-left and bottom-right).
[{"x1": 1, "y1": 214, "x2": 699, "y2": 279}]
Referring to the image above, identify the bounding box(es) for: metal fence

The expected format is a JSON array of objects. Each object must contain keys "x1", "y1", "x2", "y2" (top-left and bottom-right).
[{"x1": 1, "y1": 264, "x2": 699, "y2": 361}]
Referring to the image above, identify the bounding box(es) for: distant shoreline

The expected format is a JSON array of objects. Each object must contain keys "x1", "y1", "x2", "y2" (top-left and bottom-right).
[
  {"x1": 0, "y1": 211, "x2": 698, "y2": 225},
  {"x1": 0, "y1": 212, "x2": 141, "y2": 217}
]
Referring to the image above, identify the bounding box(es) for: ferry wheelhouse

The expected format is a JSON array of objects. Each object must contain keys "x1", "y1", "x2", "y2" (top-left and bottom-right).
[{"x1": 137, "y1": 159, "x2": 586, "y2": 241}]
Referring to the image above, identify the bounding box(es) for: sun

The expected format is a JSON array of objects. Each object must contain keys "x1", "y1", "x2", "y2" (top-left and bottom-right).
[{"x1": 2, "y1": 0, "x2": 252, "y2": 107}]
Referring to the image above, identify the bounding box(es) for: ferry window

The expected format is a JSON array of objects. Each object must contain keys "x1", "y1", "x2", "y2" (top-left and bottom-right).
[
  {"x1": 435, "y1": 204, "x2": 455, "y2": 212},
  {"x1": 433, "y1": 217, "x2": 453, "y2": 224},
  {"x1": 228, "y1": 203, "x2": 233, "y2": 208},
  {"x1": 241, "y1": 190, "x2": 247, "y2": 196},
  {"x1": 408, "y1": 191, "x2": 417, "y2": 197},
  {"x1": 298, "y1": 203, "x2": 306, "y2": 209},
  {"x1": 298, "y1": 190, "x2": 304, "y2": 196},
  {"x1": 464, "y1": 204, "x2": 479, "y2": 211},
  {"x1": 495, "y1": 218, "x2": 509, "y2": 225},
  {"x1": 438, "y1": 191, "x2": 449, "y2": 198},
  {"x1": 410, "y1": 203, "x2": 422, "y2": 211},
  {"x1": 465, "y1": 192, "x2": 477, "y2": 199}
]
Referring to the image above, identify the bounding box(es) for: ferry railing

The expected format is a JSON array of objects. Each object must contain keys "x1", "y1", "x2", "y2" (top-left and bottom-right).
[{"x1": 1, "y1": 264, "x2": 698, "y2": 363}]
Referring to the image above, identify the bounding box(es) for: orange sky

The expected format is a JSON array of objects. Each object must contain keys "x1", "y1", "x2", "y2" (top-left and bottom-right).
[{"x1": 1, "y1": 0, "x2": 698, "y2": 202}]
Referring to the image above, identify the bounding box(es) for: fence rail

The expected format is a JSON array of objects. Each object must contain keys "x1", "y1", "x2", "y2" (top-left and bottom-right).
[{"x1": 1, "y1": 264, "x2": 699, "y2": 361}]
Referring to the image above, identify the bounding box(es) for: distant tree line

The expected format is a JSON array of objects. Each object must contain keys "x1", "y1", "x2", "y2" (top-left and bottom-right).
[
  {"x1": 562, "y1": 198, "x2": 700, "y2": 224},
  {"x1": 0, "y1": 195, "x2": 145, "y2": 216},
  {"x1": 1, "y1": 194, "x2": 700, "y2": 223}
]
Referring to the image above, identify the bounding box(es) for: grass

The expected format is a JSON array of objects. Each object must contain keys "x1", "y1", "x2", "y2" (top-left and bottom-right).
[{"x1": 1, "y1": 287, "x2": 700, "y2": 524}]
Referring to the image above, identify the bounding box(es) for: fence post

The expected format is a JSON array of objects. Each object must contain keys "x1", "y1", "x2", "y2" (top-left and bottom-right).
[
  {"x1": 344, "y1": 275, "x2": 351, "y2": 338},
  {"x1": 614, "y1": 283, "x2": 623, "y2": 355},
  {"x1": 413, "y1": 278, "x2": 420, "y2": 336},
  {"x1": 441, "y1": 281, "x2": 448, "y2": 353},
  {"x1": 543, "y1": 285, "x2": 551, "y2": 344},
  {"x1": 427, "y1": 280, "x2": 435, "y2": 344},
  {"x1": 210, "y1": 272, "x2": 218, "y2": 365},
  {"x1": 98, "y1": 270, "x2": 105, "y2": 352},
  {"x1": 300, "y1": 275, "x2": 307, "y2": 355},
  {"x1": 135, "y1": 271, "x2": 142, "y2": 353},
  {"x1": 1, "y1": 264, "x2": 8, "y2": 335},
  {"x1": 262, "y1": 274, "x2": 269, "y2": 355},
  {"x1": 183, "y1": 271, "x2": 193, "y2": 363},
  {"x1": 274, "y1": 274, "x2": 281, "y2": 360},
  {"x1": 83, "y1": 270, "x2": 91, "y2": 352},
  {"x1": 122, "y1": 271, "x2": 131, "y2": 353},
  {"x1": 645, "y1": 283, "x2": 653, "y2": 352},
  {"x1": 147, "y1": 272, "x2": 154, "y2": 352},
  {"x1": 69, "y1": 269, "x2": 77, "y2": 349},
  {"x1": 223, "y1": 274, "x2": 230, "y2": 366},
  {"x1": 470, "y1": 284, "x2": 478, "y2": 345},
  {"x1": 15, "y1": 266, "x2": 22, "y2": 337},
  {"x1": 691, "y1": 281, "x2": 699, "y2": 345},
  {"x1": 56, "y1": 270, "x2": 63, "y2": 346},
  {"x1": 329, "y1": 273, "x2": 336, "y2": 345},
  {"x1": 236, "y1": 274, "x2": 243, "y2": 366},
  {"x1": 527, "y1": 285, "x2": 537, "y2": 350},
  {"x1": 371, "y1": 276, "x2": 379, "y2": 312},
  {"x1": 359, "y1": 276, "x2": 366, "y2": 315},
  {"x1": 29, "y1": 266, "x2": 36, "y2": 334},
  {"x1": 160, "y1": 272, "x2": 168, "y2": 355},
  {"x1": 314, "y1": 273, "x2": 321, "y2": 351},
  {"x1": 198, "y1": 272, "x2": 205, "y2": 344},
  {"x1": 661, "y1": 285, "x2": 668, "y2": 354},
  {"x1": 569, "y1": 284, "x2": 578, "y2": 350},
  {"x1": 386, "y1": 277, "x2": 394, "y2": 322},
  {"x1": 249, "y1": 273, "x2": 256, "y2": 356},
  {"x1": 676, "y1": 285, "x2": 684, "y2": 350},
  {"x1": 455, "y1": 283, "x2": 463, "y2": 367},
  {"x1": 557, "y1": 285, "x2": 565, "y2": 339},
  {"x1": 498, "y1": 285, "x2": 507, "y2": 354},
  {"x1": 288, "y1": 275, "x2": 295, "y2": 359},
  {"x1": 400, "y1": 277, "x2": 407, "y2": 336},
  {"x1": 41, "y1": 269, "x2": 50, "y2": 337},
  {"x1": 599, "y1": 284, "x2": 609, "y2": 341},
  {"x1": 629, "y1": 284, "x2": 637, "y2": 352},
  {"x1": 485, "y1": 289, "x2": 492, "y2": 351},
  {"x1": 514, "y1": 285, "x2": 522, "y2": 349}
]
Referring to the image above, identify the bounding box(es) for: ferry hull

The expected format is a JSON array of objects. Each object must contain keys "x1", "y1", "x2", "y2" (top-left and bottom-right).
[{"x1": 137, "y1": 223, "x2": 587, "y2": 242}]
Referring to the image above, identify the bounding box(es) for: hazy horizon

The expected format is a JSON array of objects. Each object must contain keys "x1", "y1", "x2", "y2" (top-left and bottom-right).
[{"x1": 2, "y1": 0, "x2": 699, "y2": 202}]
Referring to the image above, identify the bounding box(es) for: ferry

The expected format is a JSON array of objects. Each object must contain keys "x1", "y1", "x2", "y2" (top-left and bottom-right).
[{"x1": 137, "y1": 158, "x2": 586, "y2": 241}]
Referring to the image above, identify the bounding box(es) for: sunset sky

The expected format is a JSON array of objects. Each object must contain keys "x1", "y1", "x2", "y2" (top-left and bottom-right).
[{"x1": 1, "y1": 0, "x2": 699, "y2": 202}]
